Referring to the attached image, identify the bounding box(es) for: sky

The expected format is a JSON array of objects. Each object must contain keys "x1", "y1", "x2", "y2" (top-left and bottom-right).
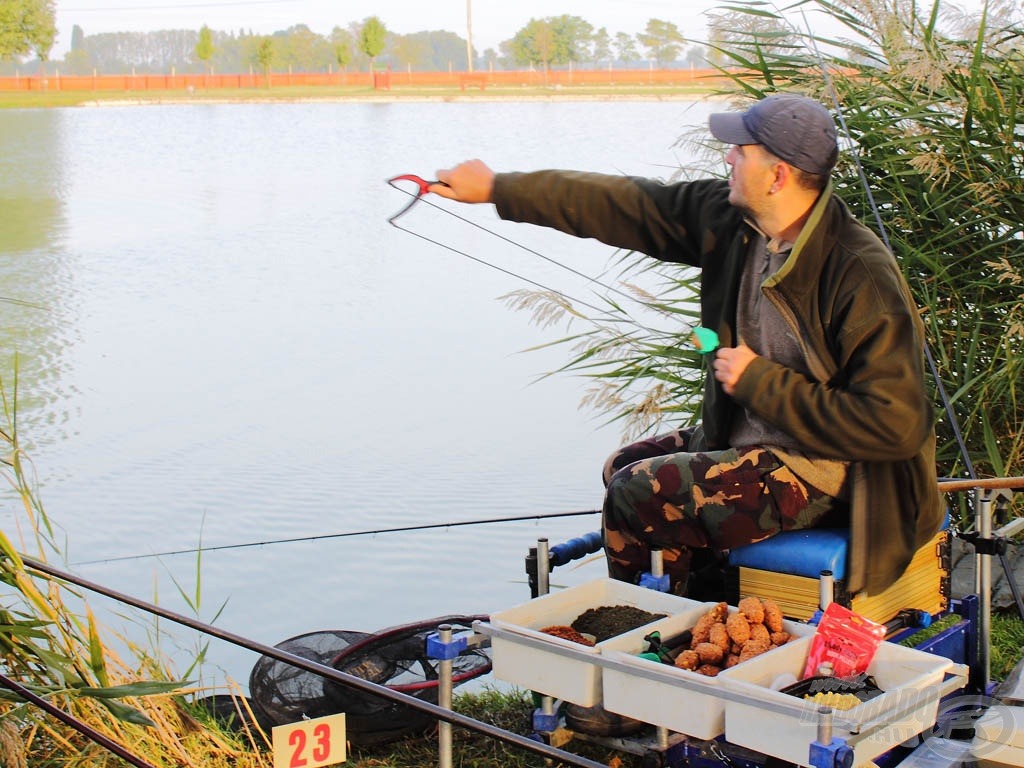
[{"x1": 52, "y1": 0, "x2": 723, "y2": 57}]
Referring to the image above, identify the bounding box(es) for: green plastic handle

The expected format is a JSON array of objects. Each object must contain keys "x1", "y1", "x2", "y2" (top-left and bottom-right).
[{"x1": 690, "y1": 326, "x2": 720, "y2": 354}]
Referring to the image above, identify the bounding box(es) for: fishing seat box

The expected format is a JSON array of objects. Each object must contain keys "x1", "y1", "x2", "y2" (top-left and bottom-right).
[
  {"x1": 482, "y1": 578, "x2": 705, "y2": 706},
  {"x1": 725, "y1": 519, "x2": 950, "y2": 624}
]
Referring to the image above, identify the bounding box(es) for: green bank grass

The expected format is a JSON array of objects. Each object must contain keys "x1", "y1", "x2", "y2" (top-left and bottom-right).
[{"x1": 0, "y1": 83, "x2": 718, "y2": 109}]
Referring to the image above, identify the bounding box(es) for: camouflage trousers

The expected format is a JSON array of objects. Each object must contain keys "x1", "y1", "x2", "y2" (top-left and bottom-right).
[{"x1": 601, "y1": 426, "x2": 844, "y2": 595}]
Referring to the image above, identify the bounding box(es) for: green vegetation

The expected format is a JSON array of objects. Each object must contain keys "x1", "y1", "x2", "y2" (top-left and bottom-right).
[
  {"x1": 508, "y1": 15, "x2": 595, "y2": 72},
  {"x1": 0, "y1": 0, "x2": 55, "y2": 68},
  {"x1": 638, "y1": 19, "x2": 687, "y2": 67},
  {"x1": 254, "y1": 36, "x2": 274, "y2": 87},
  {"x1": 195, "y1": 25, "x2": 215, "y2": 75},
  {"x1": 1, "y1": 14, "x2": 710, "y2": 78},
  {"x1": 0, "y1": 376, "x2": 272, "y2": 767},
  {"x1": 357, "y1": 16, "x2": 388, "y2": 71}
]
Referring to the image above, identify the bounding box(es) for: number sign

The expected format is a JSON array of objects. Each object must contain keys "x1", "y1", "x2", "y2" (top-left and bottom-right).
[{"x1": 272, "y1": 713, "x2": 346, "y2": 768}]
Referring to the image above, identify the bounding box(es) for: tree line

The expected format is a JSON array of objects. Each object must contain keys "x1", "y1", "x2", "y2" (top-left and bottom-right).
[
  {"x1": 0, "y1": 0, "x2": 56, "y2": 69},
  {"x1": 1, "y1": 7, "x2": 716, "y2": 76}
]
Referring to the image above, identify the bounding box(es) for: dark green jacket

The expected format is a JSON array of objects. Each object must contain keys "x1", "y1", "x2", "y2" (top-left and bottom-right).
[{"x1": 493, "y1": 170, "x2": 943, "y2": 595}]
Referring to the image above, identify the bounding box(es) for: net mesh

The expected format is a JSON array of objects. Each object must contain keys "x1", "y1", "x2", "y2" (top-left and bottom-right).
[
  {"x1": 249, "y1": 617, "x2": 490, "y2": 745},
  {"x1": 249, "y1": 630, "x2": 368, "y2": 733}
]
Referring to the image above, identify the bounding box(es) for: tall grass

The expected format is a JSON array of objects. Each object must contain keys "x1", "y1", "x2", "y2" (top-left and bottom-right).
[{"x1": 0, "y1": 374, "x2": 271, "y2": 767}]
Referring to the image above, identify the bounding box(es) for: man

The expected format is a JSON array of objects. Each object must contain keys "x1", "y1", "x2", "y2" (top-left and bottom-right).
[{"x1": 429, "y1": 93, "x2": 943, "y2": 598}]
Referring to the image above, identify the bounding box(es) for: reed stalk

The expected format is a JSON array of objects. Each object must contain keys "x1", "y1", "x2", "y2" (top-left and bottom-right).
[{"x1": 0, "y1": 370, "x2": 271, "y2": 767}]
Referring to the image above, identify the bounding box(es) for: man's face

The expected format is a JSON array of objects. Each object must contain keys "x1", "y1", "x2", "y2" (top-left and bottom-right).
[{"x1": 725, "y1": 143, "x2": 780, "y2": 220}]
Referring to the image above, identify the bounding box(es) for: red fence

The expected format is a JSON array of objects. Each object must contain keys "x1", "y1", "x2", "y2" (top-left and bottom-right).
[{"x1": 0, "y1": 68, "x2": 728, "y2": 92}]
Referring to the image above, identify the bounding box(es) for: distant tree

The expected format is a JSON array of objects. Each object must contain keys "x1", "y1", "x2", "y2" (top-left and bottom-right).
[
  {"x1": 682, "y1": 44, "x2": 708, "y2": 68},
  {"x1": 482, "y1": 47, "x2": 498, "y2": 70},
  {"x1": 26, "y1": 0, "x2": 55, "y2": 73},
  {"x1": 498, "y1": 39, "x2": 515, "y2": 69},
  {"x1": 637, "y1": 18, "x2": 684, "y2": 66},
  {"x1": 73, "y1": 29, "x2": 198, "y2": 74},
  {"x1": 330, "y1": 26, "x2": 354, "y2": 71},
  {"x1": 0, "y1": 0, "x2": 56, "y2": 69},
  {"x1": 275, "y1": 24, "x2": 333, "y2": 71},
  {"x1": 509, "y1": 18, "x2": 557, "y2": 80},
  {"x1": 508, "y1": 14, "x2": 593, "y2": 72},
  {"x1": 358, "y1": 16, "x2": 387, "y2": 70},
  {"x1": 548, "y1": 14, "x2": 593, "y2": 65},
  {"x1": 0, "y1": 4, "x2": 28, "y2": 60},
  {"x1": 390, "y1": 32, "x2": 431, "y2": 70},
  {"x1": 195, "y1": 24, "x2": 215, "y2": 73},
  {"x1": 398, "y1": 30, "x2": 470, "y2": 71},
  {"x1": 212, "y1": 29, "x2": 247, "y2": 73},
  {"x1": 253, "y1": 35, "x2": 274, "y2": 85},
  {"x1": 613, "y1": 31, "x2": 639, "y2": 65},
  {"x1": 63, "y1": 23, "x2": 89, "y2": 74},
  {"x1": 591, "y1": 27, "x2": 612, "y2": 66}
]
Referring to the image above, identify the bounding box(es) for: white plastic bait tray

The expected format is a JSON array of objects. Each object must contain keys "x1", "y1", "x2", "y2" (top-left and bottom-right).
[
  {"x1": 481, "y1": 578, "x2": 705, "y2": 706},
  {"x1": 600, "y1": 605, "x2": 814, "y2": 739},
  {"x1": 717, "y1": 635, "x2": 959, "y2": 766}
]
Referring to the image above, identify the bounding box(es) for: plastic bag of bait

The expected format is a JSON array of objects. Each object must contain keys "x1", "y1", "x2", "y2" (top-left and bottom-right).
[{"x1": 802, "y1": 602, "x2": 886, "y2": 679}]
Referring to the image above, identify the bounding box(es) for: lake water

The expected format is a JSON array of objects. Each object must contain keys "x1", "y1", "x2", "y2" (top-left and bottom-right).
[{"x1": 0, "y1": 98, "x2": 717, "y2": 692}]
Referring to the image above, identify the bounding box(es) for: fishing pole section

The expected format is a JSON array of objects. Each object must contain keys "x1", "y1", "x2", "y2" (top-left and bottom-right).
[
  {"x1": 385, "y1": 172, "x2": 716, "y2": 363},
  {"x1": 16, "y1": 553, "x2": 612, "y2": 768}
]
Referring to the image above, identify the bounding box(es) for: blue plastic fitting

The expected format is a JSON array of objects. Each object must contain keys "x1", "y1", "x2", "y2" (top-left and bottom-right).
[
  {"x1": 808, "y1": 738, "x2": 855, "y2": 768},
  {"x1": 426, "y1": 631, "x2": 469, "y2": 660},
  {"x1": 639, "y1": 571, "x2": 670, "y2": 592},
  {"x1": 532, "y1": 707, "x2": 560, "y2": 733}
]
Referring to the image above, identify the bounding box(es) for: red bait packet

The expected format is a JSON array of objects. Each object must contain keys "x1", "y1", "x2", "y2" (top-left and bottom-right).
[{"x1": 802, "y1": 603, "x2": 886, "y2": 679}]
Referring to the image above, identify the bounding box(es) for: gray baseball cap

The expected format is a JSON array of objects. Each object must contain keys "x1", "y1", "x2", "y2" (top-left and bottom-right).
[{"x1": 709, "y1": 94, "x2": 839, "y2": 176}]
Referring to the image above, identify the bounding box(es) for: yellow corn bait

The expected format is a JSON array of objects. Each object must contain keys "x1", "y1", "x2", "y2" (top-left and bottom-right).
[{"x1": 803, "y1": 691, "x2": 862, "y2": 710}]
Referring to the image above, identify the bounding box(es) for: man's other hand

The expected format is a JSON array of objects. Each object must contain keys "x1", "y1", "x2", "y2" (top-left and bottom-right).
[{"x1": 713, "y1": 344, "x2": 758, "y2": 395}]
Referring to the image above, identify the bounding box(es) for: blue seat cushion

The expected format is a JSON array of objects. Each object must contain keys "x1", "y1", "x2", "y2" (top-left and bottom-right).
[
  {"x1": 726, "y1": 514, "x2": 949, "y2": 582},
  {"x1": 727, "y1": 529, "x2": 850, "y2": 581}
]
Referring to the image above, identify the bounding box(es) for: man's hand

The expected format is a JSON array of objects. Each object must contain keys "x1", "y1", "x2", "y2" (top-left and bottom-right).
[
  {"x1": 713, "y1": 344, "x2": 758, "y2": 395},
  {"x1": 431, "y1": 159, "x2": 495, "y2": 203}
]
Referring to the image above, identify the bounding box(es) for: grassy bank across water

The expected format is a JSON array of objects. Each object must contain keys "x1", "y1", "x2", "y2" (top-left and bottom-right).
[{"x1": 0, "y1": 83, "x2": 719, "y2": 108}]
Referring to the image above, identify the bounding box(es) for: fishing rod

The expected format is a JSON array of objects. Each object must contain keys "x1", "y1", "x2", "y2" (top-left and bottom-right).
[
  {"x1": 0, "y1": 671, "x2": 157, "y2": 768},
  {"x1": 387, "y1": 176, "x2": 709, "y2": 373},
  {"x1": 74, "y1": 508, "x2": 602, "y2": 566},
  {"x1": 391, "y1": 211, "x2": 614, "y2": 317},
  {"x1": 21, "y1": 554, "x2": 611, "y2": 768},
  {"x1": 803, "y1": 18, "x2": 977, "y2": 480},
  {"x1": 388, "y1": 174, "x2": 650, "y2": 310}
]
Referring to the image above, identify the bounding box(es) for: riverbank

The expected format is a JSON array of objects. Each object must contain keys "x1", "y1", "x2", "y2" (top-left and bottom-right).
[{"x1": 0, "y1": 83, "x2": 722, "y2": 108}]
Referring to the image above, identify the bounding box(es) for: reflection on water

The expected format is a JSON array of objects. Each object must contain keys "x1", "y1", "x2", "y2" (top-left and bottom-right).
[
  {"x1": 0, "y1": 100, "x2": 713, "y2": 689},
  {"x1": 0, "y1": 110, "x2": 76, "y2": 436}
]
